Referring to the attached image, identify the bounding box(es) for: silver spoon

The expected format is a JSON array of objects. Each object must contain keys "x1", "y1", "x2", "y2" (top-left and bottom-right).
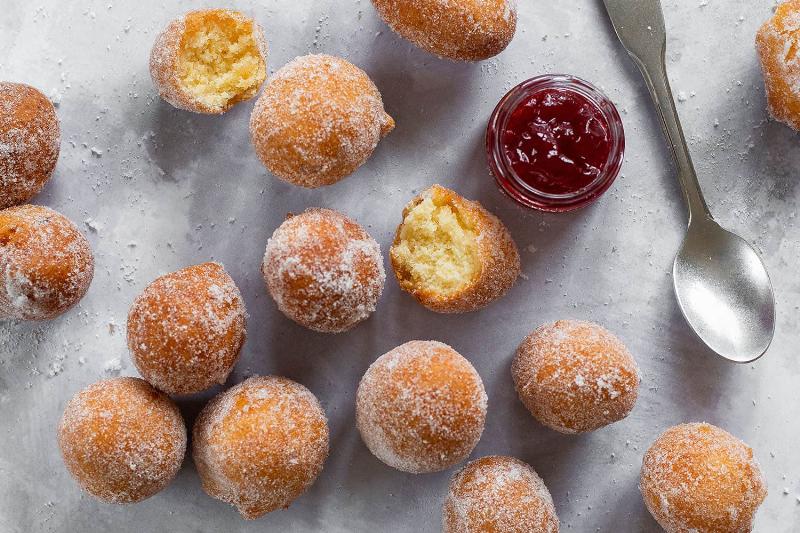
[{"x1": 601, "y1": 0, "x2": 775, "y2": 362}]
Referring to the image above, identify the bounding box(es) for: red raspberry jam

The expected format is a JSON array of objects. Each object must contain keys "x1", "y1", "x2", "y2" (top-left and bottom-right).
[{"x1": 487, "y1": 75, "x2": 625, "y2": 212}]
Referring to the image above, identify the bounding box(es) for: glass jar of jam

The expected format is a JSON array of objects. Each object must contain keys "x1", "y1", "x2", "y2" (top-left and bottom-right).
[{"x1": 486, "y1": 75, "x2": 625, "y2": 212}]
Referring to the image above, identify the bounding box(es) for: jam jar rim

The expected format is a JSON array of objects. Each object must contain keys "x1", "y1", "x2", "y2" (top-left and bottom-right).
[{"x1": 486, "y1": 74, "x2": 625, "y2": 212}]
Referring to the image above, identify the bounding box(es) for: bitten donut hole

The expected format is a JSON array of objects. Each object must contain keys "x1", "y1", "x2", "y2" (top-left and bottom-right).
[
  {"x1": 392, "y1": 193, "x2": 479, "y2": 296},
  {"x1": 178, "y1": 11, "x2": 265, "y2": 111}
]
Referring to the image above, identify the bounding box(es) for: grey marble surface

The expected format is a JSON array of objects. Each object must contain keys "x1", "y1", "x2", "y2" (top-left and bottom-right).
[{"x1": 0, "y1": 0, "x2": 798, "y2": 531}]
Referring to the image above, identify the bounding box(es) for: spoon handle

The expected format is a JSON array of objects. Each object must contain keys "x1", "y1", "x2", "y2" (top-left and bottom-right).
[{"x1": 602, "y1": 0, "x2": 711, "y2": 223}]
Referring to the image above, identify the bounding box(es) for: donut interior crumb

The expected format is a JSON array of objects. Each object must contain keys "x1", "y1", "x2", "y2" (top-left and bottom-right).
[
  {"x1": 393, "y1": 191, "x2": 479, "y2": 295},
  {"x1": 178, "y1": 11, "x2": 265, "y2": 112}
]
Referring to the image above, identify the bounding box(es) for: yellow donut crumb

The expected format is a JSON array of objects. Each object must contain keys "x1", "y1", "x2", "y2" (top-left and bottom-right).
[
  {"x1": 150, "y1": 9, "x2": 267, "y2": 114},
  {"x1": 177, "y1": 11, "x2": 266, "y2": 111},
  {"x1": 391, "y1": 194, "x2": 480, "y2": 296}
]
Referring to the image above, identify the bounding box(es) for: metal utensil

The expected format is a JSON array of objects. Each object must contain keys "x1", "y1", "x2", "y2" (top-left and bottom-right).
[{"x1": 601, "y1": 0, "x2": 775, "y2": 362}]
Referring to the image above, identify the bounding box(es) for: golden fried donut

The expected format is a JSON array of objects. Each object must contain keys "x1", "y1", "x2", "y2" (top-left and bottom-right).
[
  {"x1": 390, "y1": 184, "x2": 520, "y2": 313},
  {"x1": 371, "y1": 0, "x2": 517, "y2": 61},
  {"x1": 249, "y1": 54, "x2": 394, "y2": 188},
  {"x1": 356, "y1": 340, "x2": 487, "y2": 473},
  {"x1": 0, "y1": 82, "x2": 60, "y2": 209},
  {"x1": 127, "y1": 262, "x2": 246, "y2": 395},
  {"x1": 443, "y1": 456, "x2": 560, "y2": 533},
  {"x1": 0, "y1": 204, "x2": 94, "y2": 320},
  {"x1": 57, "y1": 377, "x2": 187, "y2": 504},
  {"x1": 640, "y1": 423, "x2": 767, "y2": 533},
  {"x1": 757, "y1": 0, "x2": 800, "y2": 130},
  {"x1": 512, "y1": 320, "x2": 639, "y2": 434},
  {"x1": 262, "y1": 208, "x2": 385, "y2": 333},
  {"x1": 150, "y1": 9, "x2": 267, "y2": 114},
  {"x1": 192, "y1": 376, "x2": 330, "y2": 520}
]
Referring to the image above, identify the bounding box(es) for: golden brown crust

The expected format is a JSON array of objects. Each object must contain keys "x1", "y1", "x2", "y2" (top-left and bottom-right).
[
  {"x1": 511, "y1": 320, "x2": 639, "y2": 434},
  {"x1": 355, "y1": 340, "x2": 487, "y2": 473},
  {"x1": 192, "y1": 376, "x2": 330, "y2": 520},
  {"x1": 57, "y1": 377, "x2": 187, "y2": 504},
  {"x1": 756, "y1": 0, "x2": 800, "y2": 130},
  {"x1": 0, "y1": 204, "x2": 94, "y2": 320},
  {"x1": 0, "y1": 82, "x2": 60, "y2": 209},
  {"x1": 390, "y1": 184, "x2": 520, "y2": 313},
  {"x1": 443, "y1": 456, "x2": 560, "y2": 533},
  {"x1": 149, "y1": 9, "x2": 268, "y2": 114},
  {"x1": 640, "y1": 423, "x2": 767, "y2": 533},
  {"x1": 371, "y1": 0, "x2": 517, "y2": 61},
  {"x1": 262, "y1": 208, "x2": 385, "y2": 333},
  {"x1": 127, "y1": 262, "x2": 247, "y2": 395},
  {"x1": 249, "y1": 54, "x2": 394, "y2": 188}
]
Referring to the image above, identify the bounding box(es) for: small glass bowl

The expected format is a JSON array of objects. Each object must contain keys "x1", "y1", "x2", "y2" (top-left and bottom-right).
[{"x1": 486, "y1": 74, "x2": 625, "y2": 212}]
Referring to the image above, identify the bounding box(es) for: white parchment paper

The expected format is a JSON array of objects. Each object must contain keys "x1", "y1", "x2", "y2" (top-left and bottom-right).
[{"x1": 0, "y1": 1, "x2": 797, "y2": 531}]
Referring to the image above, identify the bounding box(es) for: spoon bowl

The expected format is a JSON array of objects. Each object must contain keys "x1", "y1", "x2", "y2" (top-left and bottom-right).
[{"x1": 673, "y1": 218, "x2": 775, "y2": 362}]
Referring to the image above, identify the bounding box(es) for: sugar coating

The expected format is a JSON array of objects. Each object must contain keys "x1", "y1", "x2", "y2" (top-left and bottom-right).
[
  {"x1": 391, "y1": 184, "x2": 521, "y2": 314},
  {"x1": 0, "y1": 82, "x2": 60, "y2": 209},
  {"x1": 57, "y1": 377, "x2": 187, "y2": 504},
  {"x1": 443, "y1": 456, "x2": 559, "y2": 532},
  {"x1": 756, "y1": 0, "x2": 800, "y2": 130},
  {"x1": 149, "y1": 9, "x2": 268, "y2": 114},
  {"x1": 127, "y1": 262, "x2": 247, "y2": 395},
  {"x1": 371, "y1": 0, "x2": 517, "y2": 61},
  {"x1": 0, "y1": 204, "x2": 94, "y2": 320},
  {"x1": 640, "y1": 423, "x2": 767, "y2": 533},
  {"x1": 512, "y1": 320, "x2": 640, "y2": 434},
  {"x1": 356, "y1": 340, "x2": 487, "y2": 474},
  {"x1": 192, "y1": 376, "x2": 330, "y2": 520},
  {"x1": 249, "y1": 54, "x2": 394, "y2": 188},
  {"x1": 262, "y1": 208, "x2": 385, "y2": 333}
]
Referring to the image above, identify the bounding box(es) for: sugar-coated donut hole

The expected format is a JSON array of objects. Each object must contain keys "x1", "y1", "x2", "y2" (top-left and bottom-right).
[
  {"x1": 249, "y1": 54, "x2": 394, "y2": 188},
  {"x1": 443, "y1": 456, "x2": 560, "y2": 533},
  {"x1": 177, "y1": 10, "x2": 266, "y2": 111},
  {"x1": 57, "y1": 377, "x2": 187, "y2": 504},
  {"x1": 127, "y1": 262, "x2": 246, "y2": 395},
  {"x1": 150, "y1": 9, "x2": 267, "y2": 114},
  {"x1": 0, "y1": 82, "x2": 60, "y2": 209},
  {"x1": 512, "y1": 320, "x2": 640, "y2": 434},
  {"x1": 356, "y1": 340, "x2": 487, "y2": 474},
  {"x1": 0, "y1": 204, "x2": 94, "y2": 320},
  {"x1": 756, "y1": 0, "x2": 800, "y2": 130},
  {"x1": 390, "y1": 184, "x2": 521, "y2": 313},
  {"x1": 192, "y1": 376, "x2": 330, "y2": 520},
  {"x1": 371, "y1": 0, "x2": 517, "y2": 61},
  {"x1": 391, "y1": 192, "x2": 479, "y2": 296},
  {"x1": 640, "y1": 423, "x2": 767, "y2": 533},
  {"x1": 262, "y1": 208, "x2": 385, "y2": 333}
]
